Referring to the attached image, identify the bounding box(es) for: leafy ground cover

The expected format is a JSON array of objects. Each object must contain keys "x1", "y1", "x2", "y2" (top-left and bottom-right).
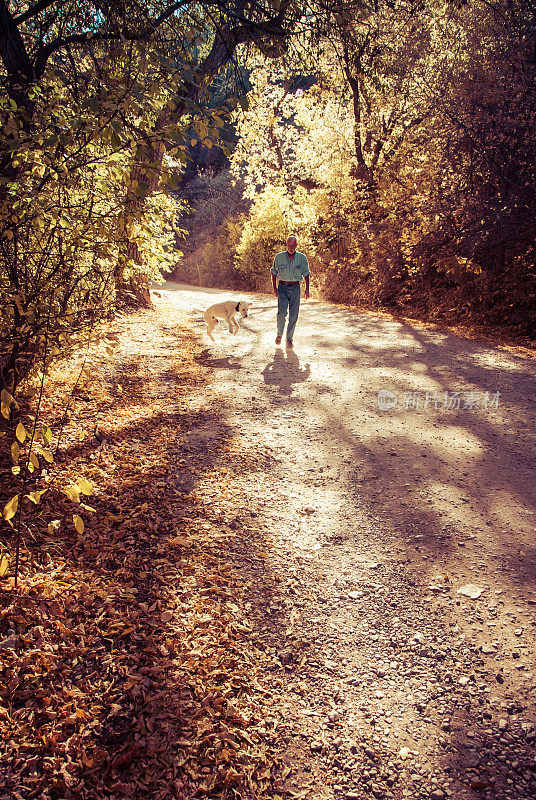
[{"x1": 0, "y1": 300, "x2": 282, "y2": 799}]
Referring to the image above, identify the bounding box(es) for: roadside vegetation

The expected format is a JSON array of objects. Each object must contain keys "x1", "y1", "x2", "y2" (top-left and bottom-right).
[{"x1": 175, "y1": 2, "x2": 536, "y2": 338}]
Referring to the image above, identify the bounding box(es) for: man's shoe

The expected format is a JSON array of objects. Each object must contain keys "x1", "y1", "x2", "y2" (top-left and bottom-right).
[
  {"x1": 275, "y1": 334, "x2": 282, "y2": 345},
  {"x1": 286, "y1": 340, "x2": 293, "y2": 349}
]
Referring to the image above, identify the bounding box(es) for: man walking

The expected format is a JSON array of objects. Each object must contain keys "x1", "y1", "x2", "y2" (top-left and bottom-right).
[{"x1": 271, "y1": 235, "x2": 310, "y2": 348}]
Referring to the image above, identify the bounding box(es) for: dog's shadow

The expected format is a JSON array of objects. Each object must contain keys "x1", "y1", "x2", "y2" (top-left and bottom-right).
[
  {"x1": 195, "y1": 349, "x2": 243, "y2": 370},
  {"x1": 261, "y1": 349, "x2": 310, "y2": 395}
]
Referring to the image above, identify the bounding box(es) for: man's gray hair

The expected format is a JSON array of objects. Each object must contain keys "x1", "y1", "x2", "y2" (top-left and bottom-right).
[{"x1": 287, "y1": 234, "x2": 297, "y2": 242}]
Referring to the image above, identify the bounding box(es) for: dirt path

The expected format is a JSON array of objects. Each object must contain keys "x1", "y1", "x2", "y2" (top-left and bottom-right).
[{"x1": 158, "y1": 283, "x2": 536, "y2": 800}]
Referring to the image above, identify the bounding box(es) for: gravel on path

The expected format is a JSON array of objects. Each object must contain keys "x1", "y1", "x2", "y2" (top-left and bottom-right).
[{"x1": 157, "y1": 283, "x2": 536, "y2": 800}]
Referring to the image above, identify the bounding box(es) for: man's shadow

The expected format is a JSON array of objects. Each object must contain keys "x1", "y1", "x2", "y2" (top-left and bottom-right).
[{"x1": 261, "y1": 348, "x2": 311, "y2": 395}]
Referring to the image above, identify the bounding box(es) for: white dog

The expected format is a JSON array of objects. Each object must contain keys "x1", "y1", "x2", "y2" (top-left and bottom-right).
[{"x1": 202, "y1": 300, "x2": 250, "y2": 341}]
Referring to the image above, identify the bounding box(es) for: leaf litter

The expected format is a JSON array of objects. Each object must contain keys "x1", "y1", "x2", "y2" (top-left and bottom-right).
[{"x1": 0, "y1": 299, "x2": 286, "y2": 799}]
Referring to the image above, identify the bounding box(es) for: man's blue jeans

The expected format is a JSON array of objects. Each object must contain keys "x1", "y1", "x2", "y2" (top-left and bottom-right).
[{"x1": 277, "y1": 282, "x2": 301, "y2": 342}]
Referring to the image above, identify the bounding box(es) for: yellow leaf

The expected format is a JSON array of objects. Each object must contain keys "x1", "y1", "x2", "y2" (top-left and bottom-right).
[
  {"x1": 77, "y1": 477, "x2": 93, "y2": 496},
  {"x1": 26, "y1": 489, "x2": 47, "y2": 505},
  {"x1": 15, "y1": 422, "x2": 26, "y2": 443},
  {"x1": 41, "y1": 425, "x2": 52, "y2": 443},
  {"x1": 11, "y1": 466, "x2": 20, "y2": 475},
  {"x1": 63, "y1": 485, "x2": 80, "y2": 503},
  {"x1": 11, "y1": 442, "x2": 20, "y2": 464},
  {"x1": 1, "y1": 389, "x2": 14, "y2": 419},
  {"x1": 3, "y1": 494, "x2": 19, "y2": 521},
  {"x1": 0, "y1": 554, "x2": 9, "y2": 577},
  {"x1": 73, "y1": 514, "x2": 84, "y2": 534},
  {"x1": 29, "y1": 451, "x2": 39, "y2": 468},
  {"x1": 48, "y1": 519, "x2": 61, "y2": 535}
]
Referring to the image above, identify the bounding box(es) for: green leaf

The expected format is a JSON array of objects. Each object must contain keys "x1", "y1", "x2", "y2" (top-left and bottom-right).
[{"x1": 3, "y1": 495, "x2": 18, "y2": 521}]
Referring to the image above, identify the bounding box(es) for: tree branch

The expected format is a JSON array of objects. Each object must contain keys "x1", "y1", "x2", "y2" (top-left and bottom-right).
[
  {"x1": 13, "y1": 0, "x2": 59, "y2": 25},
  {"x1": 0, "y1": 0, "x2": 35, "y2": 85}
]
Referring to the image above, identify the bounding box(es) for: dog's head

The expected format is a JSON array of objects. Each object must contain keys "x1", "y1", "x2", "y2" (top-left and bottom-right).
[{"x1": 237, "y1": 301, "x2": 250, "y2": 318}]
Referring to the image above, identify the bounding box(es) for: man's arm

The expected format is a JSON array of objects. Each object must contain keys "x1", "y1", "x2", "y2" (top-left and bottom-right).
[
  {"x1": 303, "y1": 253, "x2": 310, "y2": 299},
  {"x1": 271, "y1": 263, "x2": 278, "y2": 297}
]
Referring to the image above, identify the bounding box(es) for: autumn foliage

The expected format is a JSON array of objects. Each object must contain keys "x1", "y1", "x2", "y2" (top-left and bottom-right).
[{"x1": 198, "y1": 1, "x2": 536, "y2": 336}]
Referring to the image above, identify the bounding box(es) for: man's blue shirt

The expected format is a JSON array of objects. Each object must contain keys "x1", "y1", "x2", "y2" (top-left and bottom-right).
[{"x1": 271, "y1": 250, "x2": 310, "y2": 282}]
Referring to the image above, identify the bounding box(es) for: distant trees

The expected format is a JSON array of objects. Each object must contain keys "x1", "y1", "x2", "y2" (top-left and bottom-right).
[{"x1": 229, "y1": 0, "x2": 536, "y2": 331}]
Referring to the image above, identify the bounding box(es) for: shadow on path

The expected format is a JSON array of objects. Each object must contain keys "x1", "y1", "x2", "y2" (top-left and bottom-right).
[{"x1": 262, "y1": 348, "x2": 311, "y2": 395}]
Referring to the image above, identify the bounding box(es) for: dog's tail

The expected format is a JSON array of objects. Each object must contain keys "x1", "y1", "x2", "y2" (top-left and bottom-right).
[{"x1": 191, "y1": 308, "x2": 205, "y2": 317}]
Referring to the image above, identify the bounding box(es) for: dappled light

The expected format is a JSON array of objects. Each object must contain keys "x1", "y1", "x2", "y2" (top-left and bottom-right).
[{"x1": 2, "y1": 2, "x2": 536, "y2": 799}]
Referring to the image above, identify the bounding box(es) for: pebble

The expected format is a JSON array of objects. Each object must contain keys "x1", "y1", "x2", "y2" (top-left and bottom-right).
[
  {"x1": 457, "y1": 584, "x2": 484, "y2": 599},
  {"x1": 333, "y1": 737, "x2": 344, "y2": 749},
  {"x1": 278, "y1": 650, "x2": 293, "y2": 665}
]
